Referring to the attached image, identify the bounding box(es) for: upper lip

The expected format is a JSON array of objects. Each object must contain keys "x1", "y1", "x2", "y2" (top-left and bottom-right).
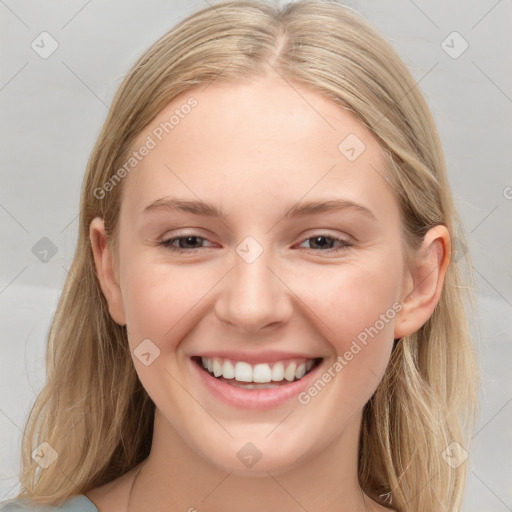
[{"x1": 191, "y1": 350, "x2": 322, "y2": 365}]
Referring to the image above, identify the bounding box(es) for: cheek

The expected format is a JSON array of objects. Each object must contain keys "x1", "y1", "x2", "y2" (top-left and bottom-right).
[
  {"x1": 119, "y1": 252, "x2": 215, "y2": 349},
  {"x1": 314, "y1": 256, "x2": 401, "y2": 337},
  {"x1": 118, "y1": 253, "x2": 217, "y2": 410},
  {"x1": 307, "y1": 258, "x2": 401, "y2": 400}
]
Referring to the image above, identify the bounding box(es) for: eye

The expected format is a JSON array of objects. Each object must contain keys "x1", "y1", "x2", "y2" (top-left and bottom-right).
[
  {"x1": 298, "y1": 234, "x2": 352, "y2": 252},
  {"x1": 159, "y1": 234, "x2": 215, "y2": 253},
  {"x1": 158, "y1": 233, "x2": 353, "y2": 254}
]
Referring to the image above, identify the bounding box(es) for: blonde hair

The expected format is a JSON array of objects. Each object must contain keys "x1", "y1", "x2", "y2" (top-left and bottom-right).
[{"x1": 10, "y1": 1, "x2": 479, "y2": 511}]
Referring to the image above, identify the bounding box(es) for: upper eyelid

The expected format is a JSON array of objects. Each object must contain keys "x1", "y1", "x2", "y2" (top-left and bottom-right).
[
  {"x1": 160, "y1": 234, "x2": 216, "y2": 248},
  {"x1": 160, "y1": 232, "x2": 352, "y2": 248},
  {"x1": 160, "y1": 231, "x2": 350, "y2": 240}
]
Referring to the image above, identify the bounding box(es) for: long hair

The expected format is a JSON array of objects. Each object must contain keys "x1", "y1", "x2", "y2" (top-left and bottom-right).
[{"x1": 10, "y1": 2, "x2": 479, "y2": 511}]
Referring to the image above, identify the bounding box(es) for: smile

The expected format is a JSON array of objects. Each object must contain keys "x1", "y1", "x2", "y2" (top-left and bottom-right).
[
  {"x1": 199, "y1": 356, "x2": 318, "y2": 387},
  {"x1": 190, "y1": 354, "x2": 324, "y2": 407}
]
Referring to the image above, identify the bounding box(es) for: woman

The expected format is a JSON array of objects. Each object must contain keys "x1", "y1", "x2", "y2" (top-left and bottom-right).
[{"x1": 1, "y1": 1, "x2": 479, "y2": 511}]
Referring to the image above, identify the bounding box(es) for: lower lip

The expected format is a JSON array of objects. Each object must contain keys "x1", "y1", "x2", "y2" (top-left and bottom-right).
[{"x1": 190, "y1": 357, "x2": 323, "y2": 409}]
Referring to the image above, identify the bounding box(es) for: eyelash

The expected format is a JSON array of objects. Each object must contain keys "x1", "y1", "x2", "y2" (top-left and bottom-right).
[{"x1": 159, "y1": 233, "x2": 353, "y2": 254}]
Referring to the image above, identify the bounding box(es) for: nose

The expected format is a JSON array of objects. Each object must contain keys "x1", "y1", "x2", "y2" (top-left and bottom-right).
[{"x1": 214, "y1": 241, "x2": 293, "y2": 334}]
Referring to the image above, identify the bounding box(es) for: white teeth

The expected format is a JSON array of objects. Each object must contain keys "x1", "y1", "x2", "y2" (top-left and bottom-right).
[
  {"x1": 284, "y1": 362, "x2": 297, "y2": 382},
  {"x1": 222, "y1": 359, "x2": 235, "y2": 379},
  {"x1": 212, "y1": 358, "x2": 223, "y2": 377},
  {"x1": 234, "y1": 361, "x2": 253, "y2": 382},
  {"x1": 253, "y1": 363, "x2": 272, "y2": 383},
  {"x1": 199, "y1": 356, "x2": 317, "y2": 384},
  {"x1": 295, "y1": 363, "x2": 306, "y2": 380},
  {"x1": 271, "y1": 362, "x2": 284, "y2": 381}
]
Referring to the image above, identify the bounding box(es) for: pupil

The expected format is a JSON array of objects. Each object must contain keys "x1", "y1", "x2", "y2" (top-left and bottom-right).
[
  {"x1": 182, "y1": 236, "x2": 199, "y2": 248},
  {"x1": 313, "y1": 236, "x2": 331, "y2": 249}
]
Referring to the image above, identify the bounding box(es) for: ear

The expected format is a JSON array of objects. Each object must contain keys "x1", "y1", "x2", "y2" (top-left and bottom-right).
[
  {"x1": 89, "y1": 217, "x2": 126, "y2": 326},
  {"x1": 394, "y1": 225, "x2": 451, "y2": 339}
]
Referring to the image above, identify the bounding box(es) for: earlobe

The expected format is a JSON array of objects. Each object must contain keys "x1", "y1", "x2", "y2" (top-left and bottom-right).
[
  {"x1": 89, "y1": 217, "x2": 126, "y2": 326},
  {"x1": 394, "y1": 225, "x2": 451, "y2": 339}
]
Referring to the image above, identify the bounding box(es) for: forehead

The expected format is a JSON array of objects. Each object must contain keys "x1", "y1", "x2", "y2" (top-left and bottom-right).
[{"x1": 120, "y1": 74, "x2": 396, "y2": 220}]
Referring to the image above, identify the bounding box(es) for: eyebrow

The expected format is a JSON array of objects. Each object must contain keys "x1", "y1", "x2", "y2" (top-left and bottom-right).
[{"x1": 143, "y1": 197, "x2": 376, "y2": 221}]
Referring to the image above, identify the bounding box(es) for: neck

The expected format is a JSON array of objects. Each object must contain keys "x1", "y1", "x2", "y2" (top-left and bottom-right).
[{"x1": 128, "y1": 408, "x2": 371, "y2": 512}]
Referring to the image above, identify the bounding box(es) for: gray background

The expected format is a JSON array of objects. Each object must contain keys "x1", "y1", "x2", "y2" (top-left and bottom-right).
[{"x1": 1, "y1": 1, "x2": 511, "y2": 510}]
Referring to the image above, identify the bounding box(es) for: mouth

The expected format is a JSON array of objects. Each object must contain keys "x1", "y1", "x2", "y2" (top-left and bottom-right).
[
  {"x1": 192, "y1": 356, "x2": 322, "y2": 389},
  {"x1": 190, "y1": 355, "x2": 324, "y2": 408}
]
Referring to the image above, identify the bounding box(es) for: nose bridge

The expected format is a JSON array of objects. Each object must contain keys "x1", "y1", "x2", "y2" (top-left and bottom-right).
[{"x1": 214, "y1": 235, "x2": 291, "y2": 332}]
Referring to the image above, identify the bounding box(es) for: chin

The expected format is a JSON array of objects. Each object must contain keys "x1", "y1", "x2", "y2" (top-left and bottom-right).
[{"x1": 197, "y1": 436, "x2": 315, "y2": 476}]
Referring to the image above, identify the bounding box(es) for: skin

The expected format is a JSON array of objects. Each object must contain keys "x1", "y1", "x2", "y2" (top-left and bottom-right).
[{"x1": 87, "y1": 69, "x2": 450, "y2": 512}]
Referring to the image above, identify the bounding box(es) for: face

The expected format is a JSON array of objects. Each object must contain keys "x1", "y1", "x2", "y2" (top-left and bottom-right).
[{"x1": 91, "y1": 72, "x2": 440, "y2": 475}]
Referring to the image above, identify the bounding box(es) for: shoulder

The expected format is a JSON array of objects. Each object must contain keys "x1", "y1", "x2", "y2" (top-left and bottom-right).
[{"x1": 0, "y1": 495, "x2": 98, "y2": 512}]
